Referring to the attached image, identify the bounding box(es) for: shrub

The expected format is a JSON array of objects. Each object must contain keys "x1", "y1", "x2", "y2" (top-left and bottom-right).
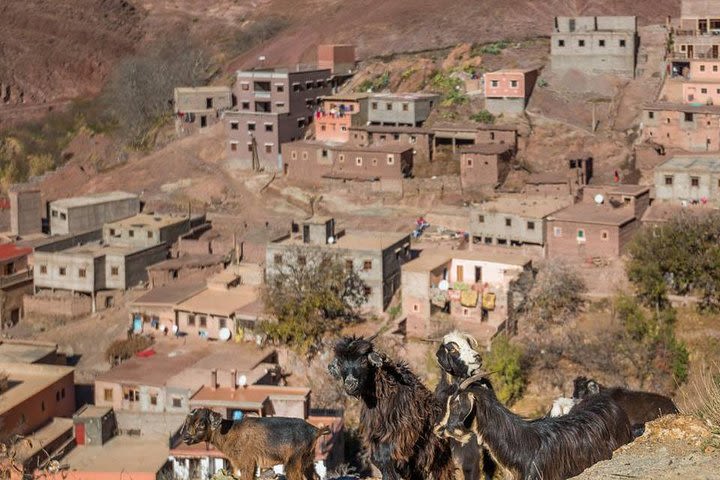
[
  {"x1": 688, "y1": 363, "x2": 720, "y2": 429},
  {"x1": 430, "y1": 72, "x2": 467, "y2": 106},
  {"x1": 105, "y1": 335, "x2": 153, "y2": 365},
  {"x1": 475, "y1": 41, "x2": 509, "y2": 56},
  {"x1": 470, "y1": 110, "x2": 495, "y2": 124},
  {"x1": 485, "y1": 335, "x2": 525, "y2": 405},
  {"x1": 529, "y1": 260, "x2": 586, "y2": 323},
  {"x1": 357, "y1": 72, "x2": 390, "y2": 93},
  {"x1": 228, "y1": 16, "x2": 289, "y2": 56}
]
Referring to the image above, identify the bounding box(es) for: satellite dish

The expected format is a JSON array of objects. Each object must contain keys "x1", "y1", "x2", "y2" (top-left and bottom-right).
[
  {"x1": 439, "y1": 280, "x2": 449, "y2": 291},
  {"x1": 594, "y1": 194, "x2": 604, "y2": 205},
  {"x1": 219, "y1": 328, "x2": 231, "y2": 342},
  {"x1": 171, "y1": 325, "x2": 179, "y2": 334},
  {"x1": 328, "y1": 236, "x2": 335, "y2": 244},
  {"x1": 238, "y1": 375, "x2": 248, "y2": 387}
]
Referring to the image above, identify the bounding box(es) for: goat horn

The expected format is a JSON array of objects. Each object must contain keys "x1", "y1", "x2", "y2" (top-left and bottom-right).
[
  {"x1": 366, "y1": 332, "x2": 380, "y2": 342},
  {"x1": 459, "y1": 373, "x2": 487, "y2": 390},
  {"x1": 419, "y1": 337, "x2": 442, "y2": 343}
]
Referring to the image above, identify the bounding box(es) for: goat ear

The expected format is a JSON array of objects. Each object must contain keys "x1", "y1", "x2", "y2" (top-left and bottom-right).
[
  {"x1": 208, "y1": 411, "x2": 223, "y2": 430},
  {"x1": 328, "y1": 358, "x2": 341, "y2": 379},
  {"x1": 368, "y1": 352, "x2": 384, "y2": 367},
  {"x1": 462, "y1": 333, "x2": 478, "y2": 348},
  {"x1": 588, "y1": 381, "x2": 600, "y2": 395}
]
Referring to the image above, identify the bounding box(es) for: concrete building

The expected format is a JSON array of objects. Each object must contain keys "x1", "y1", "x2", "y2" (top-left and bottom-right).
[
  {"x1": 9, "y1": 187, "x2": 42, "y2": 237},
  {"x1": 0, "y1": 339, "x2": 64, "y2": 365},
  {"x1": 551, "y1": 16, "x2": 637, "y2": 77},
  {"x1": 317, "y1": 44, "x2": 357, "y2": 74},
  {"x1": 0, "y1": 362, "x2": 75, "y2": 438},
  {"x1": 49, "y1": 191, "x2": 140, "y2": 236},
  {"x1": 671, "y1": 0, "x2": 720, "y2": 66},
  {"x1": 432, "y1": 123, "x2": 518, "y2": 156},
  {"x1": 366, "y1": 93, "x2": 439, "y2": 127},
  {"x1": 315, "y1": 94, "x2": 368, "y2": 143},
  {"x1": 642, "y1": 102, "x2": 720, "y2": 152},
  {"x1": 225, "y1": 68, "x2": 332, "y2": 171},
  {"x1": 94, "y1": 340, "x2": 278, "y2": 414},
  {"x1": 484, "y1": 68, "x2": 539, "y2": 115},
  {"x1": 282, "y1": 140, "x2": 413, "y2": 182},
  {"x1": 401, "y1": 249, "x2": 533, "y2": 343},
  {"x1": 654, "y1": 155, "x2": 720, "y2": 203},
  {"x1": 350, "y1": 125, "x2": 435, "y2": 163},
  {"x1": 174, "y1": 86, "x2": 233, "y2": 136},
  {"x1": 460, "y1": 144, "x2": 515, "y2": 191},
  {"x1": 266, "y1": 217, "x2": 411, "y2": 313},
  {"x1": 469, "y1": 195, "x2": 572, "y2": 247},
  {"x1": 546, "y1": 185, "x2": 650, "y2": 259},
  {"x1": 0, "y1": 243, "x2": 33, "y2": 329},
  {"x1": 147, "y1": 254, "x2": 225, "y2": 288},
  {"x1": 103, "y1": 213, "x2": 207, "y2": 249}
]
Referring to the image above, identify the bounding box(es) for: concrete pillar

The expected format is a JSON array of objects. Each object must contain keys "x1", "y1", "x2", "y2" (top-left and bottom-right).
[
  {"x1": 91, "y1": 291, "x2": 96, "y2": 314},
  {"x1": 452, "y1": 137, "x2": 456, "y2": 154}
]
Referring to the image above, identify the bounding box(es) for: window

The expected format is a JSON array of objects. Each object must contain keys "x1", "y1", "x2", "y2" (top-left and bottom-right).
[
  {"x1": 393, "y1": 134, "x2": 400, "y2": 140},
  {"x1": 491, "y1": 80, "x2": 499, "y2": 87},
  {"x1": 172, "y1": 397, "x2": 182, "y2": 408},
  {"x1": 363, "y1": 260, "x2": 372, "y2": 271},
  {"x1": 413, "y1": 304, "x2": 419, "y2": 312},
  {"x1": 505, "y1": 218, "x2": 512, "y2": 227},
  {"x1": 247, "y1": 143, "x2": 253, "y2": 152},
  {"x1": 578, "y1": 39, "x2": 585, "y2": 47},
  {"x1": 129, "y1": 230, "x2": 134, "y2": 237},
  {"x1": 111, "y1": 266, "x2": 119, "y2": 276},
  {"x1": 60, "y1": 212, "x2": 67, "y2": 220},
  {"x1": 78, "y1": 268, "x2": 86, "y2": 278},
  {"x1": 298, "y1": 255, "x2": 306, "y2": 266},
  {"x1": 51, "y1": 210, "x2": 58, "y2": 218},
  {"x1": 510, "y1": 80, "x2": 518, "y2": 88},
  {"x1": 292, "y1": 83, "x2": 301, "y2": 92},
  {"x1": 275, "y1": 102, "x2": 285, "y2": 109},
  {"x1": 599, "y1": 39, "x2": 605, "y2": 47},
  {"x1": 684, "y1": 112, "x2": 694, "y2": 122},
  {"x1": 665, "y1": 175, "x2": 673, "y2": 185},
  {"x1": 104, "y1": 389, "x2": 113, "y2": 402},
  {"x1": 402, "y1": 103, "x2": 409, "y2": 111},
  {"x1": 387, "y1": 155, "x2": 395, "y2": 165},
  {"x1": 123, "y1": 388, "x2": 140, "y2": 402},
  {"x1": 199, "y1": 316, "x2": 207, "y2": 328},
  {"x1": 345, "y1": 259, "x2": 353, "y2": 271},
  {"x1": 188, "y1": 315, "x2": 196, "y2": 326},
  {"x1": 701, "y1": 65, "x2": 706, "y2": 72},
  {"x1": 301, "y1": 151, "x2": 309, "y2": 160},
  {"x1": 61, "y1": 388, "x2": 65, "y2": 399},
  {"x1": 527, "y1": 221, "x2": 535, "y2": 230},
  {"x1": 248, "y1": 122, "x2": 256, "y2": 131},
  {"x1": 274, "y1": 254, "x2": 283, "y2": 264},
  {"x1": 265, "y1": 144, "x2": 273, "y2": 154},
  {"x1": 297, "y1": 118, "x2": 306, "y2": 128},
  {"x1": 364, "y1": 286, "x2": 372, "y2": 296},
  {"x1": 372, "y1": 158, "x2": 378, "y2": 166},
  {"x1": 230, "y1": 121, "x2": 239, "y2": 130},
  {"x1": 241, "y1": 102, "x2": 250, "y2": 110},
  {"x1": 577, "y1": 229, "x2": 585, "y2": 240},
  {"x1": 702, "y1": 88, "x2": 708, "y2": 94},
  {"x1": 41, "y1": 401, "x2": 45, "y2": 412},
  {"x1": 386, "y1": 103, "x2": 392, "y2": 111},
  {"x1": 371, "y1": 102, "x2": 378, "y2": 110},
  {"x1": 648, "y1": 111, "x2": 654, "y2": 119},
  {"x1": 40, "y1": 265, "x2": 47, "y2": 274},
  {"x1": 218, "y1": 318, "x2": 227, "y2": 329},
  {"x1": 56, "y1": 391, "x2": 60, "y2": 401},
  {"x1": 356, "y1": 157, "x2": 363, "y2": 166},
  {"x1": 715, "y1": 66, "x2": 719, "y2": 72},
  {"x1": 276, "y1": 84, "x2": 284, "y2": 92},
  {"x1": 601, "y1": 230, "x2": 609, "y2": 240},
  {"x1": 291, "y1": 151, "x2": 297, "y2": 160},
  {"x1": 619, "y1": 39, "x2": 626, "y2": 47},
  {"x1": 339, "y1": 154, "x2": 345, "y2": 163},
  {"x1": 59, "y1": 267, "x2": 66, "y2": 276},
  {"x1": 553, "y1": 227, "x2": 562, "y2": 237},
  {"x1": 467, "y1": 158, "x2": 473, "y2": 167},
  {"x1": 241, "y1": 83, "x2": 249, "y2": 91},
  {"x1": 558, "y1": 39, "x2": 565, "y2": 47},
  {"x1": 691, "y1": 176, "x2": 700, "y2": 187},
  {"x1": 150, "y1": 394, "x2": 158, "y2": 406}
]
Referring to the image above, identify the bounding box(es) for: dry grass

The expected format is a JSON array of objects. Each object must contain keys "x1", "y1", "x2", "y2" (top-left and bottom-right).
[{"x1": 686, "y1": 363, "x2": 720, "y2": 431}]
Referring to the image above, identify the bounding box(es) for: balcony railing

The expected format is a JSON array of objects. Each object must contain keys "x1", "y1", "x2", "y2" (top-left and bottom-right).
[{"x1": 0, "y1": 268, "x2": 32, "y2": 289}]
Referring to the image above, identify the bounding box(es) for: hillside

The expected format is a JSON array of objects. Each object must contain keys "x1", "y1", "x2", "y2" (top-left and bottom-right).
[{"x1": 1, "y1": 0, "x2": 681, "y2": 129}]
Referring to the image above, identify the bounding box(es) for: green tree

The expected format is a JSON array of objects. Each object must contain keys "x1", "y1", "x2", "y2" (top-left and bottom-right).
[
  {"x1": 485, "y1": 335, "x2": 525, "y2": 405},
  {"x1": 261, "y1": 248, "x2": 369, "y2": 355},
  {"x1": 627, "y1": 213, "x2": 720, "y2": 311}
]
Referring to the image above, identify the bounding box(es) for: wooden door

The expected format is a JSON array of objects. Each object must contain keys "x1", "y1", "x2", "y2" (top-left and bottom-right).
[{"x1": 456, "y1": 265, "x2": 464, "y2": 283}]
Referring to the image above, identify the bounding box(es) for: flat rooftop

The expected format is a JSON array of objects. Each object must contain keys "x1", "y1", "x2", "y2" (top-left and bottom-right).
[
  {"x1": 190, "y1": 384, "x2": 310, "y2": 409},
  {"x1": 359, "y1": 125, "x2": 433, "y2": 134},
  {"x1": 58, "y1": 434, "x2": 169, "y2": 474},
  {"x1": 47, "y1": 241, "x2": 156, "y2": 258},
  {"x1": 96, "y1": 340, "x2": 273, "y2": 388},
  {"x1": 176, "y1": 285, "x2": 261, "y2": 318},
  {"x1": 275, "y1": 230, "x2": 410, "y2": 251},
  {"x1": 75, "y1": 405, "x2": 113, "y2": 419},
  {"x1": 645, "y1": 101, "x2": 720, "y2": 114},
  {"x1": 106, "y1": 213, "x2": 193, "y2": 230},
  {"x1": 131, "y1": 281, "x2": 206, "y2": 307},
  {"x1": 526, "y1": 173, "x2": 568, "y2": 184},
  {"x1": 50, "y1": 191, "x2": 137, "y2": 210},
  {"x1": 236, "y1": 67, "x2": 331, "y2": 77},
  {"x1": 369, "y1": 92, "x2": 439, "y2": 101},
  {"x1": 549, "y1": 203, "x2": 637, "y2": 226},
  {"x1": 0, "y1": 362, "x2": 73, "y2": 415},
  {"x1": 147, "y1": 254, "x2": 225, "y2": 271},
  {"x1": 175, "y1": 86, "x2": 230, "y2": 94},
  {"x1": 333, "y1": 143, "x2": 413, "y2": 154},
  {"x1": 321, "y1": 93, "x2": 368, "y2": 101},
  {"x1": 461, "y1": 143, "x2": 514, "y2": 155},
  {"x1": 656, "y1": 155, "x2": 720, "y2": 173},
  {"x1": 433, "y1": 122, "x2": 518, "y2": 132},
  {"x1": 403, "y1": 248, "x2": 530, "y2": 273},
  {"x1": 0, "y1": 340, "x2": 57, "y2": 364},
  {"x1": 486, "y1": 68, "x2": 538, "y2": 74},
  {"x1": 642, "y1": 203, "x2": 719, "y2": 223},
  {"x1": 472, "y1": 195, "x2": 572, "y2": 218}
]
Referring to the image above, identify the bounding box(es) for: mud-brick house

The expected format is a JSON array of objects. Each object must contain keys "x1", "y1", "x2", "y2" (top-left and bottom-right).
[
  {"x1": 266, "y1": 217, "x2": 411, "y2": 313},
  {"x1": 174, "y1": 86, "x2": 233, "y2": 136},
  {"x1": 0, "y1": 243, "x2": 33, "y2": 329},
  {"x1": 546, "y1": 185, "x2": 650, "y2": 260},
  {"x1": 401, "y1": 249, "x2": 533, "y2": 344},
  {"x1": 349, "y1": 125, "x2": 435, "y2": 163},
  {"x1": 460, "y1": 143, "x2": 515, "y2": 191},
  {"x1": 642, "y1": 102, "x2": 720, "y2": 152}
]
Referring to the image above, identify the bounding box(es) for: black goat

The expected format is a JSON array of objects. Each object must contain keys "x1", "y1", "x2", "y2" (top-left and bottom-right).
[
  {"x1": 435, "y1": 332, "x2": 495, "y2": 480},
  {"x1": 329, "y1": 335, "x2": 455, "y2": 480},
  {"x1": 573, "y1": 376, "x2": 679, "y2": 436},
  {"x1": 435, "y1": 374, "x2": 633, "y2": 480}
]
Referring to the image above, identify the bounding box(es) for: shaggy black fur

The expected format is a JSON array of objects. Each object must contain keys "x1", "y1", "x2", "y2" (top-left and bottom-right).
[
  {"x1": 573, "y1": 376, "x2": 679, "y2": 436},
  {"x1": 329, "y1": 336, "x2": 455, "y2": 480},
  {"x1": 436, "y1": 375, "x2": 633, "y2": 480},
  {"x1": 435, "y1": 339, "x2": 495, "y2": 480}
]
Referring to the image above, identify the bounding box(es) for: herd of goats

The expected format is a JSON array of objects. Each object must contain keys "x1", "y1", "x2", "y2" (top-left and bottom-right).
[{"x1": 180, "y1": 332, "x2": 679, "y2": 480}]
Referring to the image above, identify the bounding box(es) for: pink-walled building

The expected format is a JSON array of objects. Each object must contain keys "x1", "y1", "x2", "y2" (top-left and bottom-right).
[
  {"x1": 484, "y1": 68, "x2": 539, "y2": 115},
  {"x1": 315, "y1": 94, "x2": 368, "y2": 143}
]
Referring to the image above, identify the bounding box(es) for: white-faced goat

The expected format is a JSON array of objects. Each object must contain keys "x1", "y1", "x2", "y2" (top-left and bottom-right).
[
  {"x1": 573, "y1": 376, "x2": 679, "y2": 436},
  {"x1": 434, "y1": 331, "x2": 495, "y2": 480},
  {"x1": 435, "y1": 375, "x2": 633, "y2": 480},
  {"x1": 329, "y1": 335, "x2": 455, "y2": 480}
]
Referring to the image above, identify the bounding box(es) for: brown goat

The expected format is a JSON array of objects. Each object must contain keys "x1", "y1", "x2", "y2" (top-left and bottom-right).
[{"x1": 181, "y1": 408, "x2": 329, "y2": 479}]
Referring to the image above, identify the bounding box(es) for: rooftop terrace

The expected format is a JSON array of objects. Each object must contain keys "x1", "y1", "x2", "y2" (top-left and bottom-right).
[{"x1": 50, "y1": 191, "x2": 137, "y2": 209}]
